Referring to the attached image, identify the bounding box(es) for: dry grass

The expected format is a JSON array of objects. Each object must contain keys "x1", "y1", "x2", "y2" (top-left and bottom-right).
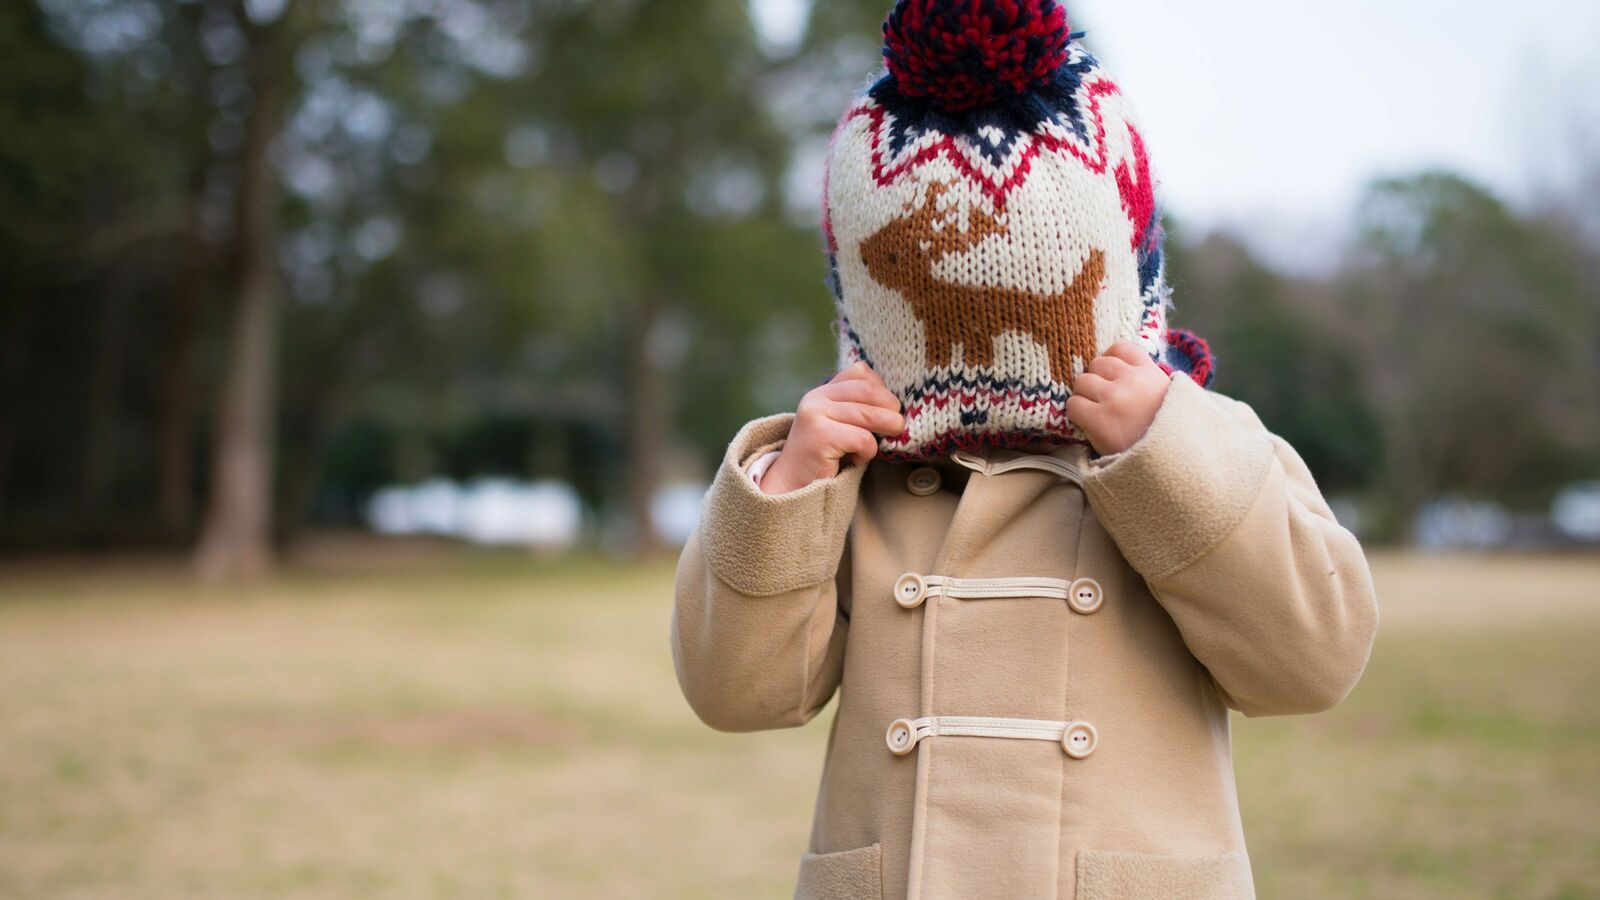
[{"x1": 0, "y1": 550, "x2": 1596, "y2": 898}]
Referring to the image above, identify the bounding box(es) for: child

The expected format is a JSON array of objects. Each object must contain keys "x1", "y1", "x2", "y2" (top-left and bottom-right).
[{"x1": 672, "y1": 2, "x2": 1378, "y2": 897}]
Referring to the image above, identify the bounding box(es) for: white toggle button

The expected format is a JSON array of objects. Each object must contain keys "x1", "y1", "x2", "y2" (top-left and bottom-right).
[
  {"x1": 894, "y1": 573, "x2": 928, "y2": 609},
  {"x1": 1067, "y1": 577, "x2": 1104, "y2": 615},
  {"x1": 1062, "y1": 720, "x2": 1098, "y2": 759},
  {"x1": 886, "y1": 718, "x2": 918, "y2": 756},
  {"x1": 906, "y1": 467, "x2": 942, "y2": 496}
]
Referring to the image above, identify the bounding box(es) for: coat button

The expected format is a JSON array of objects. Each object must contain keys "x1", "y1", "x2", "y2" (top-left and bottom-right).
[
  {"x1": 1067, "y1": 577, "x2": 1104, "y2": 615},
  {"x1": 906, "y1": 467, "x2": 942, "y2": 496},
  {"x1": 893, "y1": 573, "x2": 927, "y2": 609},
  {"x1": 886, "y1": 718, "x2": 917, "y2": 756},
  {"x1": 1062, "y1": 720, "x2": 1098, "y2": 759}
]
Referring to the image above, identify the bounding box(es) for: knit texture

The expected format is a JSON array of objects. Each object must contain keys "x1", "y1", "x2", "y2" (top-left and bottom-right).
[{"x1": 822, "y1": 1, "x2": 1214, "y2": 461}]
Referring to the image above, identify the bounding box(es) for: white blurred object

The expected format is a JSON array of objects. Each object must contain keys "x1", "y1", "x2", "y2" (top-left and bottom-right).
[
  {"x1": 748, "y1": 0, "x2": 808, "y2": 56},
  {"x1": 1552, "y1": 482, "x2": 1600, "y2": 542},
  {"x1": 652, "y1": 482, "x2": 709, "y2": 548},
  {"x1": 368, "y1": 478, "x2": 460, "y2": 536},
  {"x1": 1325, "y1": 495, "x2": 1365, "y2": 538},
  {"x1": 1412, "y1": 496, "x2": 1512, "y2": 550},
  {"x1": 458, "y1": 479, "x2": 583, "y2": 547},
  {"x1": 366, "y1": 478, "x2": 582, "y2": 549}
]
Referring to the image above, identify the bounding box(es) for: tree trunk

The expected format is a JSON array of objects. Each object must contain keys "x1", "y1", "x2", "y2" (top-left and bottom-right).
[
  {"x1": 77, "y1": 278, "x2": 133, "y2": 532},
  {"x1": 157, "y1": 172, "x2": 208, "y2": 537},
  {"x1": 0, "y1": 290, "x2": 36, "y2": 516},
  {"x1": 194, "y1": 10, "x2": 288, "y2": 581},
  {"x1": 624, "y1": 292, "x2": 667, "y2": 556},
  {"x1": 275, "y1": 382, "x2": 343, "y2": 548}
]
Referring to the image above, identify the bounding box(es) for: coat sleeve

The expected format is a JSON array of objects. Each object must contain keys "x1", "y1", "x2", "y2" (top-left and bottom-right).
[
  {"x1": 671, "y1": 414, "x2": 865, "y2": 733},
  {"x1": 1081, "y1": 374, "x2": 1379, "y2": 717}
]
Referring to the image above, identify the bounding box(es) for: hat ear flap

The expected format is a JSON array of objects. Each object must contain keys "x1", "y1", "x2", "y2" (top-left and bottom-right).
[{"x1": 1157, "y1": 329, "x2": 1216, "y2": 388}]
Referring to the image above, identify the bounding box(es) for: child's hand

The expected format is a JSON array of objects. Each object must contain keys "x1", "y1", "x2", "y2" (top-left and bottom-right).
[
  {"x1": 1066, "y1": 341, "x2": 1172, "y2": 456},
  {"x1": 761, "y1": 362, "x2": 905, "y2": 495}
]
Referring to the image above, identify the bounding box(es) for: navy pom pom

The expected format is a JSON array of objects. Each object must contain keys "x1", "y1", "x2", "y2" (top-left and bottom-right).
[{"x1": 882, "y1": 0, "x2": 1072, "y2": 113}]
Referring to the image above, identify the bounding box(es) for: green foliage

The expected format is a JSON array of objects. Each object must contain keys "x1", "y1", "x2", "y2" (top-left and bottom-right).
[
  {"x1": 0, "y1": 1, "x2": 1596, "y2": 547},
  {"x1": 1343, "y1": 172, "x2": 1599, "y2": 524},
  {"x1": 1166, "y1": 232, "x2": 1384, "y2": 495}
]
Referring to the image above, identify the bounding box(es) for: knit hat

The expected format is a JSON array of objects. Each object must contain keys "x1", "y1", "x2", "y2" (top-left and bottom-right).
[{"x1": 822, "y1": 0, "x2": 1215, "y2": 461}]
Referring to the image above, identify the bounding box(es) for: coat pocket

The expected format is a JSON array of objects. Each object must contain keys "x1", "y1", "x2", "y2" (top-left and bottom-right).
[
  {"x1": 1075, "y1": 849, "x2": 1254, "y2": 900},
  {"x1": 794, "y1": 842, "x2": 882, "y2": 900}
]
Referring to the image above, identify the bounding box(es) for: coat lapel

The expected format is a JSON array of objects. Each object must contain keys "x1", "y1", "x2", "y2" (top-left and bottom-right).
[{"x1": 932, "y1": 447, "x2": 1088, "y2": 576}]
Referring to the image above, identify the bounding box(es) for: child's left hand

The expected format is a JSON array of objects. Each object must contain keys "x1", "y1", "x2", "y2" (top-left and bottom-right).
[{"x1": 1066, "y1": 341, "x2": 1172, "y2": 456}]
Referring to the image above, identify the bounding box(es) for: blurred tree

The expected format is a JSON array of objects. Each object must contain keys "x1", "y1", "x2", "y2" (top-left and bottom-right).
[
  {"x1": 0, "y1": 0, "x2": 95, "y2": 517},
  {"x1": 196, "y1": 0, "x2": 301, "y2": 579},
  {"x1": 6, "y1": 0, "x2": 1594, "y2": 558},
  {"x1": 1166, "y1": 231, "x2": 1382, "y2": 495},
  {"x1": 449, "y1": 0, "x2": 855, "y2": 552},
  {"x1": 0, "y1": 0, "x2": 176, "y2": 540},
  {"x1": 1346, "y1": 172, "x2": 1597, "y2": 529},
  {"x1": 153, "y1": 0, "x2": 222, "y2": 536}
]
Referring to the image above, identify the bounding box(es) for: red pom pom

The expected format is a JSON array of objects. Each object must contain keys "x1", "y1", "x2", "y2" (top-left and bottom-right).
[{"x1": 882, "y1": 0, "x2": 1071, "y2": 112}]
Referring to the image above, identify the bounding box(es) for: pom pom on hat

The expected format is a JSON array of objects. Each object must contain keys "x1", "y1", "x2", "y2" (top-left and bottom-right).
[
  {"x1": 827, "y1": 3, "x2": 1208, "y2": 458},
  {"x1": 882, "y1": 0, "x2": 1072, "y2": 112}
]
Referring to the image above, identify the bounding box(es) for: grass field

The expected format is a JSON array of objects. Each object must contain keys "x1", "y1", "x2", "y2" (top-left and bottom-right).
[{"x1": 1, "y1": 546, "x2": 1597, "y2": 899}]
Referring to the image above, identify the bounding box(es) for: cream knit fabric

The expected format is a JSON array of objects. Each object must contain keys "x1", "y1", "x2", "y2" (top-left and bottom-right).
[{"x1": 821, "y1": 4, "x2": 1212, "y2": 461}]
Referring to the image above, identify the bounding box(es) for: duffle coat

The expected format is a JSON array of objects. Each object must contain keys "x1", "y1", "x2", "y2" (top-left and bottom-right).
[{"x1": 671, "y1": 373, "x2": 1379, "y2": 900}]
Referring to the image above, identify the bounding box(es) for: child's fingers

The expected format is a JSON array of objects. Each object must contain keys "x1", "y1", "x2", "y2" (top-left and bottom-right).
[
  {"x1": 823, "y1": 421, "x2": 880, "y2": 466},
  {"x1": 829, "y1": 360, "x2": 881, "y2": 386},
  {"x1": 818, "y1": 377, "x2": 901, "y2": 411},
  {"x1": 822, "y1": 399, "x2": 905, "y2": 436},
  {"x1": 1084, "y1": 353, "x2": 1133, "y2": 380},
  {"x1": 1065, "y1": 394, "x2": 1097, "y2": 427},
  {"x1": 830, "y1": 361, "x2": 899, "y2": 401},
  {"x1": 1072, "y1": 372, "x2": 1112, "y2": 402},
  {"x1": 1104, "y1": 340, "x2": 1155, "y2": 367}
]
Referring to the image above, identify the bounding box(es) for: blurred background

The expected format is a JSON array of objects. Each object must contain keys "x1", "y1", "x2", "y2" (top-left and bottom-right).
[{"x1": 1, "y1": 0, "x2": 1597, "y2": 897}]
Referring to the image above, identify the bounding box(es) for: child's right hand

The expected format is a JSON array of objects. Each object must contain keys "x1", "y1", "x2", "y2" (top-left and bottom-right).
[{"x1": 760, "y1": 362, "x2": 905, "y2": 495}]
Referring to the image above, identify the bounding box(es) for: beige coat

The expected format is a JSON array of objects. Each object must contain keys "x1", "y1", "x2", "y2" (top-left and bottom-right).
[{"x1": 672, "y1": 374, "x2": 1379, "y2": 900}]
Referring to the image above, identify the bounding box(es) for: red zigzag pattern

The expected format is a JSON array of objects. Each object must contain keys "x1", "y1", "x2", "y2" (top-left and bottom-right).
[{"x1": 846, "y1": 77, "x2": 1150, "y2": 232}]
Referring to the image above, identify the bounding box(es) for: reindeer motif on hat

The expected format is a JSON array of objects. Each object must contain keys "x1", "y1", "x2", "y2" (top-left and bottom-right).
[
  {"x1": 819, "y1": 0, "x2": 1214, "y2": 459},
  {"x1": 860, "y1": 179, "x2": 1106, "y2": 387}
]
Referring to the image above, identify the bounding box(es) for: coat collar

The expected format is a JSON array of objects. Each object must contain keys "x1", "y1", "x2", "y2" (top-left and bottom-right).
[
  {"x1": 946, "y1": 444, "x2": 1088, "y2": 485},
  {"x1": 927, "y1": 444, "x2": 1090, "y2": 574}
]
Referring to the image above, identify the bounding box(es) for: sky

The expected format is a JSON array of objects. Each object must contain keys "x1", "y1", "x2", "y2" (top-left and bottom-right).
[
  {"x1": 1074, "y1": 0, "x2": 1600, "y2": 268},
  {"x1": 754, "y1": 0, "x2": 1600, "y2": 271}
]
